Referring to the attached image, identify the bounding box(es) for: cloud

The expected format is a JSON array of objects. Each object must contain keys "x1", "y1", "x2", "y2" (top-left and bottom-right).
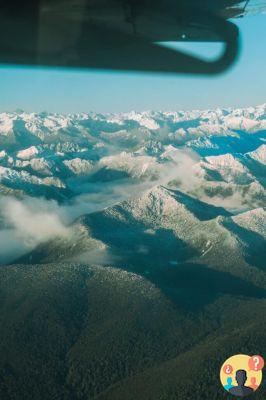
[
  {"x1": 70, "y1": 248, "x2": 121, "y2": 265},
  {"x1": 0, "y1": 196, "x2": 69, "y2": 264},
  {"x1": 0, "y1": 148, "x2": 203, "y2": 264},
  {"x1": 160, "y1": 147, "x2": 202, "y2": 191}
]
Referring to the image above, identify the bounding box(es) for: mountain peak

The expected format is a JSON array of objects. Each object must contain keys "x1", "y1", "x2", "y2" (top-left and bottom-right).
[
  {"x1": 233, "y1": 207, "x2": 266, "y2": 237},
  {"x1": 17, "y1": 146, "x2": 39, "y2": 160},
  {"x1": 247, "y1": 144, "x2": 266, "y2": 165},
  {"x1": 123, "y1": 185, "x2": 231, "y2": 223}
]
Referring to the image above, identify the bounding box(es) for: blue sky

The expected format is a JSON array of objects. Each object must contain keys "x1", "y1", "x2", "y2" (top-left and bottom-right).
[{"x1": 0, "y1": 14, "x2": 266, "y2": 113}]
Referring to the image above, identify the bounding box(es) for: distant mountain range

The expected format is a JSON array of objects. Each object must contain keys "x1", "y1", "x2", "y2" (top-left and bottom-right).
[{"x1": 0, "y1": 104, "x2": 265, "y2": 207}]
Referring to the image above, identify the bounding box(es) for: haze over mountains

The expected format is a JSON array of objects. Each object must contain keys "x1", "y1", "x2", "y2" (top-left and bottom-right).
[{"x1": 0, "y1": 104, "x2": 265, "y2": 399}]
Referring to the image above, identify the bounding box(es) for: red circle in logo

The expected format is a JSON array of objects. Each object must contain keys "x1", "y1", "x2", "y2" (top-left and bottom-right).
[
  {"x1": 249, "y1": 355, "x2": 264, "y2": 371},
  {"x1": 223, "y1": 364, "x2": 233, "y2": 375}
]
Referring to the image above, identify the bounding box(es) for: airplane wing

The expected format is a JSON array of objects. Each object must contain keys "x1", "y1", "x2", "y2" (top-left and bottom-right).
[{"x1": 0, "y1": 0, "x2": 265, "y2": 75}]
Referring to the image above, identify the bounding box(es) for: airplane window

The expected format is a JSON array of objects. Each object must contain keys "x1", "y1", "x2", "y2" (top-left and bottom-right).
[{"x1": 0, "y1": 2, "x2": 265, "y2": 400}]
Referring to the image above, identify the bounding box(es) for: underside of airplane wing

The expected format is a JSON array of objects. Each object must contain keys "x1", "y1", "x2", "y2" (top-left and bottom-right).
[{"x1": 0, "y1": 0, "x2": 265, "y2": 74}]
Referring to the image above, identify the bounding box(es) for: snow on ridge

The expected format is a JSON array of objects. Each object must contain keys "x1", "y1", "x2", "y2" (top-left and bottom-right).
[
  {"x1": 129, "y1": 185, "x2": 201, "y2": 220},
  {"x1": 0, "y1": 103, "x2": 265, "y2": 139},
  {"x1": 0, "y1": 113, "x2": 15, "y2": 135},
  {"x1": 17, "y1": 146, "x2": 39, "y2": 160},
  {"x1": 99, "y1": 151, "x2": 157, "y2": 177},
  {"x1": 205, "y1": 153, "x2": 246, "y2": 171},
  {"x1": 126, "y1": 185, "x2": 188, "y2": 220},
  {"x1": 247, "y1": 144, "x2": 266, "y2": 165},
  {"x1": 120, "y1": 111, "x2": 160, "y2": 130},
  {"x1": 0, "y1": 165, "x2": 64, "y2": 188},
  {"x1": 63, "y1": 158, "x2": 93, "y2": 175},
  {"x1": 233, "y1": 207, "x2": 266, "y2": 237},
  {"x1": 15, "y1": 157, "x2": 52, "y2": 176}
]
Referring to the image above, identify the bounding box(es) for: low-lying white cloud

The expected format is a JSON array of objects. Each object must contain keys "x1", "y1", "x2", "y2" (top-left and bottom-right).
[{"x1": 0, "y1": 197, "x2": 69, "y2": 264}]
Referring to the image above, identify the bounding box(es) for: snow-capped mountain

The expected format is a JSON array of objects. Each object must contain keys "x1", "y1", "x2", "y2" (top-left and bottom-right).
[
  {"x1": 0, "y1": 104, "x2": 265, "y2": 207},
  {"x1": 18, "y1": 185, "x2": 266, "y2": 288},
  {"x1": 0, "y1": 104, "x2": 265, "y2": 265},
  {"x1": 1, "y1": 103, "x2": 266, "y2": 148},
  {"x1": 247, "y1": 144, "x2": 266, "y2": 165}
]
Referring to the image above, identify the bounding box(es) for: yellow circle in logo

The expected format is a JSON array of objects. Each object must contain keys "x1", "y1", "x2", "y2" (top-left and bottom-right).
[{"x1": 220, "y1": 354, "x2": 264, "y2": 397}]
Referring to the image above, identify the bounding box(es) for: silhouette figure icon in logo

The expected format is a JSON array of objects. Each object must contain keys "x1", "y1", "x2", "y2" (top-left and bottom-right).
[
  {"x1": 249, "y1": 377, "x2": 259, "y2": 391},
  {"x1": 229, "y1": 370, "x2": 254, "y2": 397},
  {"x1": 224, "y1": 377, "x2": 234, "y2": 391}
]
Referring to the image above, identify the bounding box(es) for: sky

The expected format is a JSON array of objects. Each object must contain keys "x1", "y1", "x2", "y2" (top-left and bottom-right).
[{"x1": 0, "y1": 14, "x2": 266, "y2": 114}]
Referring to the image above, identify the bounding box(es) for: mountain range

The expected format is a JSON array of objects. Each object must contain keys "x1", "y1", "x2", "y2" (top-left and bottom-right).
[
  {"x1": 0, "y1": 104, "x2": 265, "y2": 400},
  {"x1": 0, "y1": 105, "x2": 265, "y2": 207}
]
